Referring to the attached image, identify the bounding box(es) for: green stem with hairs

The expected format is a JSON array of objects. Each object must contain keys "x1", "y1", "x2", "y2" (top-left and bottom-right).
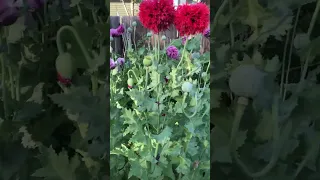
[
  {"x1": 91, "y1": 75, "x2": 98, "y2": 96},
  {"x1": 43, "y1": 0, "x2": 48, "y2": 25},
  {"x1": 77, "y1": 4, "x2": 83, "y2": 19},
  {"x1": 148, "y1": 37, "x2": 151, "y2": 51},
  {"x1": 229, "y1": 0, "x2": 235, "y2": 47},
  {"x1": 307, "y1": 0, "x2": 320, "y2": 37},
  {"x1": 8, "y1": 67, "x2": 14, "y2": 100},
  {"x1": 201, "y1": 102, "x2": 210, "y2": 119},
  {"x1": 92, "y1": 10, "x2": 98, "y2": 23},
  {"x1": 182, "y1": 92, "x2": 199, "y2": 118},
  {"x1": 176, "y1": 38, "x2": 188, "y2": 69},
  {"x1": 15, "y1": 64, "x2": 21, "y2": 101},
  {"x1": 229, "y1": 95, "x2": 281, "y2": 178},
  {"x1": 144, "y1": 68, "x2": 148, "y2": 91},
  {"x1": 206, "y1": 61, "x2": 210, "y2": 74},
  {"x1": 212, "y1": 0, "x2": 229, "y2": 35},
  {"x1": 293, "y1": 134, "x2": 320, "y2": 178},
  {"x1": 133, "y1": 26, "x2": 137, "y2": 50},
  {"x1": 283, "y1": 7, "x2": 301, "y2": 100},
  {"x1": 1, "y1": 55, "x2": 8, "y2": 121},
  {"x1": 289, "y1": 50, "x2": 318, "y2": 179},
  {"x1": 280, "y1": 27, "x2": 291, "y2": 98}
]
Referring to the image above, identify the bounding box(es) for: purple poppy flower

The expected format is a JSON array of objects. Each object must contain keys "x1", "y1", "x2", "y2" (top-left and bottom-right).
[
  {"x1": 166, "y1": 45, "x2": 179, "y2": 60},
  {"x1": 116, "y1": 24, "x2": 125, "y2": 34},
  {"x1": 110, "y1": 24, "x2": 125, "y2": 37},
  {"x1": 116, "y1": 58, "x2": 125, "y2": 65},
  {"x1": 0, "y1": 0, "x2": 20, "y2": 26},
  {"x1": 27, "y1": 0, "x2": 45, "y2": 10},
  {"x1": 203, "y1": 28, "x2": 210, "y2": 38},
  {"x1": 110, "y1": 58, "x2": 116, "y2": 69},
  {"x1": 110, "y1": 28, "x2": 119, "y2": 37}
]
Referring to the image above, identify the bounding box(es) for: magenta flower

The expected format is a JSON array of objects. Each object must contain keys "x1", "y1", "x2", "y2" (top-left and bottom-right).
[
  {"x1": 27, "y1": 0, "x2": 45, "y2": 10},
  {"x1": 110, "y1": 28, "x2": 120, "y2": 37},
  {"x1": 110, "y1": 58, "x2": 116, "y2": 69},
  {"x1": 166, "y1": 45, "x2": 179, "y2": 60},
  {"x1": 116, "y1": 58, "x2": 125, "y2": 65},
  {"x1": 203, "y1": 28, "x2": 210, "y2": 38},
  {"x1": 110, "y1": 24, "x2": 125, "y2": 37},
  {"x1": 0, "y1": 0, "x2": 20, "y2": 26},
  {"x1": 116, "y1": 24, "x2": 125, "y2": 34}
]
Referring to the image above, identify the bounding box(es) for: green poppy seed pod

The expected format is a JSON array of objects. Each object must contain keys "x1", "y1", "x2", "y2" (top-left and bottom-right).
[
  {"x1": 293, "y1": 33, "x2": 310, "y2": 49},
  {"x1": 229, "y1": 64, "x2": 266, "y2": 98},
  {"x1": 161, "y1": 35, "x2": 167, "y2": 40},
  {"x1": 182, "y1": 82, "x2": 193, "y2": 93},
  {"x1": 127, "y1": 27, "x2": 133, "y2": 32},
  {"x1": 111, "y1": 67, "x2": 118, "y2": 75},
  {"x1": 147, "y1": 32, "x2": 152, "y2": 37},
  {"x1": 132, "y1": 21, "x2": 137, "y2": 27},
  {"x1": 55, "y1": 53, "x2": 75, "y2": 79},
  {"x1": 127, "y1": 78, "x2": 134, "y2": 86},
  {"x1": 143, "y1": 56, "x2": 152, "y2": 66},
  {"x1": 110, "y1": 36, "x2": 114, "y2": 41}
]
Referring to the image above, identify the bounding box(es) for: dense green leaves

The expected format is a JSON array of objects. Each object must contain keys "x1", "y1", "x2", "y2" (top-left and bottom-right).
[
  {"x1": 0, "y1": 0, "x2": 108, "y2": 179},
  {"x1": 212, "y1": 0, "x2": 320, "y2": 179}
]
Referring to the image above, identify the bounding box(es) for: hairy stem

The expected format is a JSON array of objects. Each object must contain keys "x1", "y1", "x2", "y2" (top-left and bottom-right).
[
  {"x1": 212, "y1": 0, "x2": 229, "y2": 35},
  {"x1": 284, "y1": 8, "x2": 301, "y2": 100},
  {"x1": 8, "y1": 67, "x2": 14, "y2": 100},
  {"x1": 307, "y1": 0, "x2": 320, "y2": 37},
  {"x1": 229, "y1": 95, "x2": 281, "y2": 178},
  {"x1": 1, "y1": 55, "x2": 8, "y2": 121}
]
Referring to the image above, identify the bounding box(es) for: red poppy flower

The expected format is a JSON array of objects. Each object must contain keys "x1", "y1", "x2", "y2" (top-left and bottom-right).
[
  {"x1": 174, "y1": 3, "x2": 209, "y2": 36},
  {"x1": 138, "y1": 0, "x2": 175, "y2": 33}
]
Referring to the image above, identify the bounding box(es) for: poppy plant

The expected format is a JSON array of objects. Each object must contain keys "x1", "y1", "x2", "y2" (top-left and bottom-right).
[{"x1": 138, "y1": 0, "x2": 175, "y2": 33}]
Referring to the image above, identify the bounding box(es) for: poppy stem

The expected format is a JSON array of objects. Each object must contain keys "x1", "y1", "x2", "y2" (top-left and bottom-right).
[
  {"x1": 212, "y1": 0, "x2": 229, "y2": 35},
  {"x1": 176, "y1": 38, "x2": 188, "y2": 69},
  {"x1": 229, "y1": 95, "x2": 281, "y2": 178},
  {"x1": 15, "y1": 64, "x2": 21, "y2": 101},
  {"x1": 0, "y1": 54, "x2": 8, "y2": 121},
  {"x1": 182, "y1": 92, "x2": 199, "y2": 118}
]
